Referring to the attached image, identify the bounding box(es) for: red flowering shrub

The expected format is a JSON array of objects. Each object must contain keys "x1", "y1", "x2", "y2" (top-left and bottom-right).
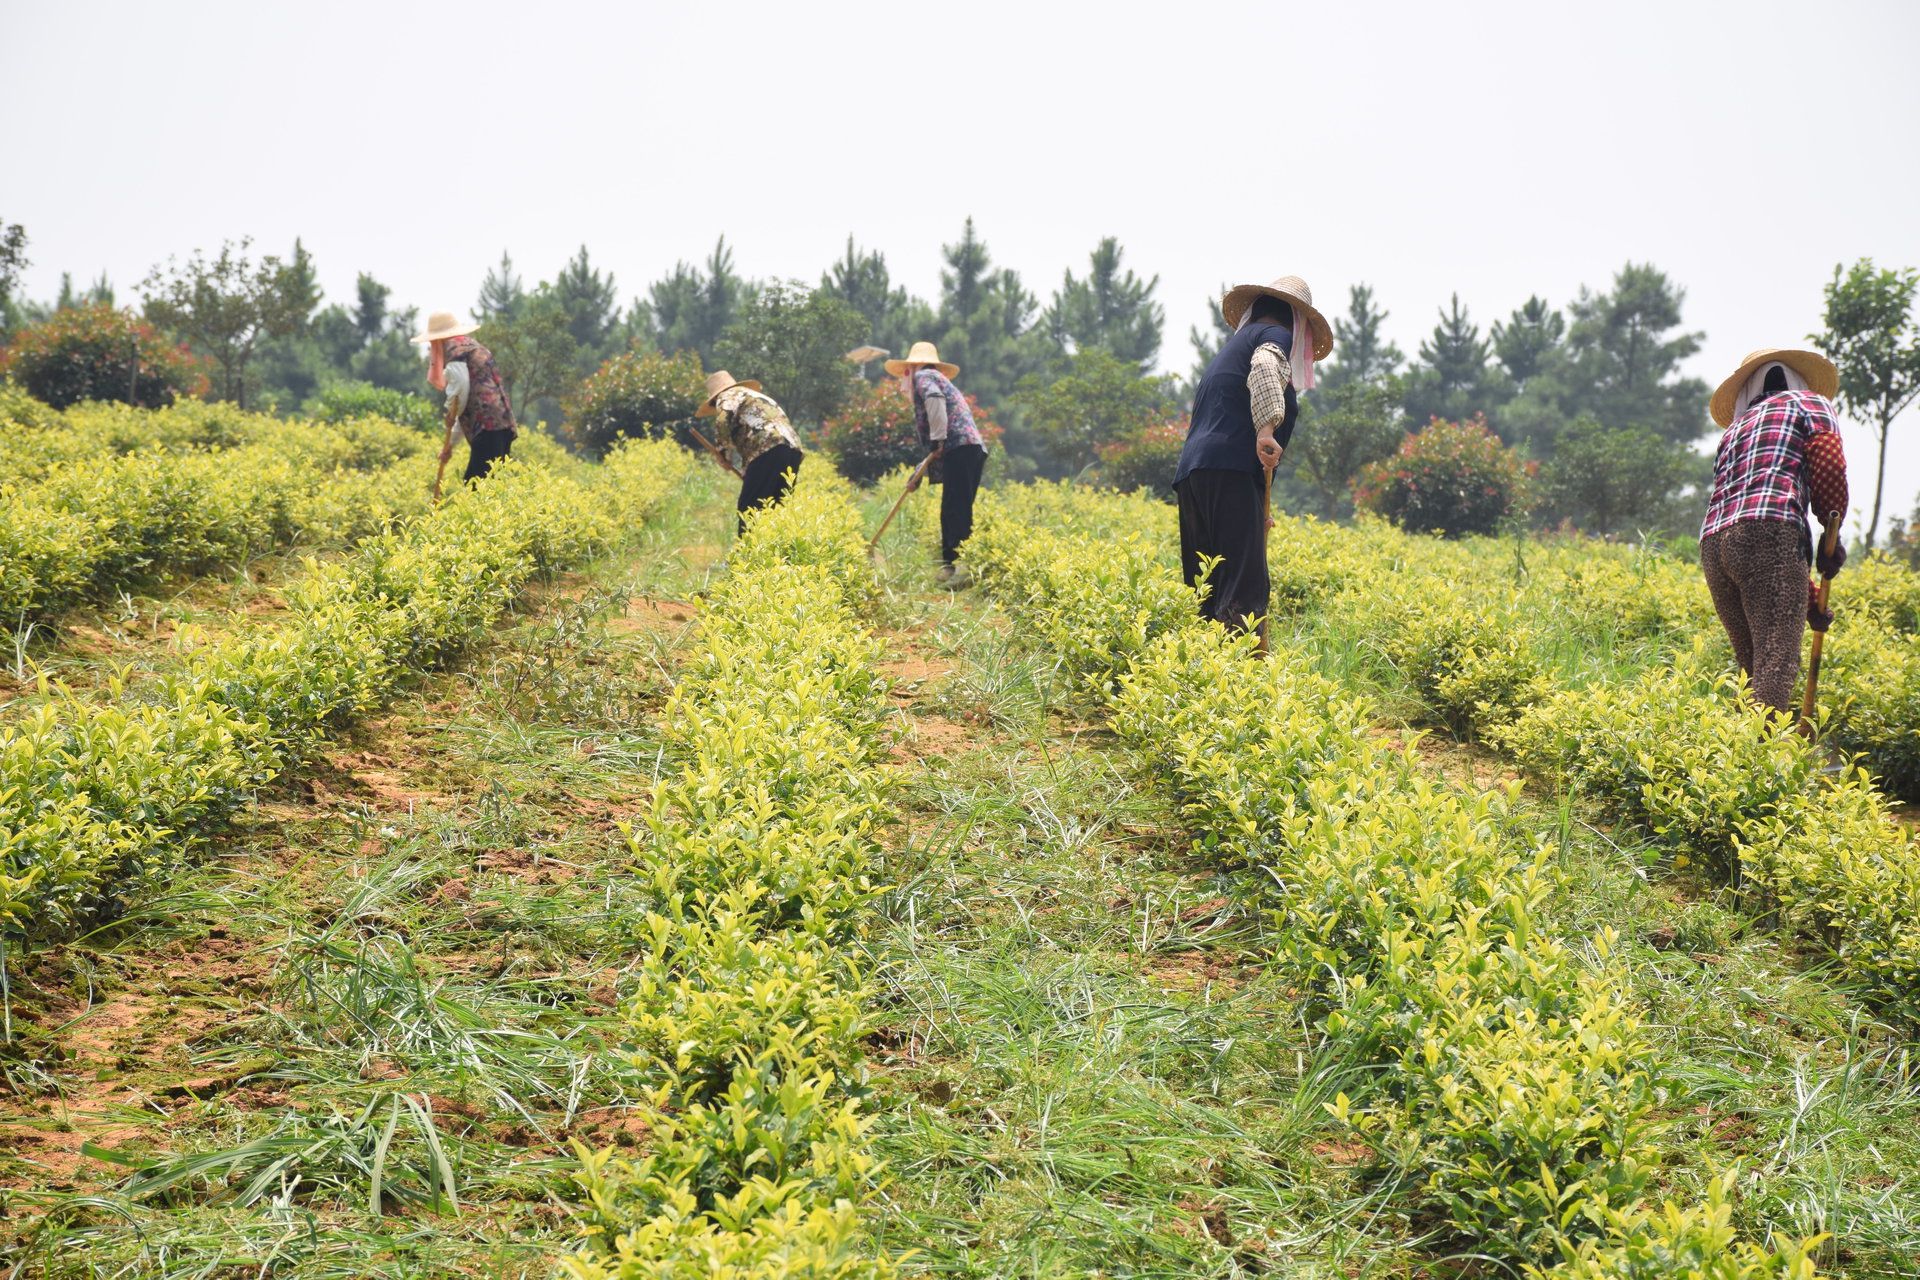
[
  {"x1": 0, "y1": 304, "x2": 208, "y2": 409},
  {"x1": 1353, "y1": 415, "x2": 1537, "y2": 537},
  {"x1": 562, "y1": 347, "x2": 707, "y2": 456},
  {"x1": 818, "y1": 381, "x2": 1002, "y2": 485},
  {"x1": 1096, "y1": 418, "x2": 1187, "y2": 495}
]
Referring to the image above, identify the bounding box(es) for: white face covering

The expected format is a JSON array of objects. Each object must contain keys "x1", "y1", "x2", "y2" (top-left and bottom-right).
[{"x1": 1732, "y1": 361, "x2": 1808, "y2": 421}]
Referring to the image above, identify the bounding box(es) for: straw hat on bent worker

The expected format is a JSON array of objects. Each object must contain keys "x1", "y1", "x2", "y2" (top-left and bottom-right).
[
  {"x1": 411, "y1": 311, "x2": 479, "y2": 344},
  {"x1": 1220, "y1": 277, "x2": 1334, "y2": 360},
  {"x1": 884, "y1": 341, "x2": 959, "y2": 379},
  {"x1": 694, "y1": 370, "x2": 762, "y2": 417},
  {"x1": 1710, "y1": 348, "x2": 1840, "y2": 428}
]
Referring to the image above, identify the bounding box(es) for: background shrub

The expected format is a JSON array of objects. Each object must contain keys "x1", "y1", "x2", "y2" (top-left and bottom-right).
[
  {"x1": 0, "y1": 304, "x2": 208, "y2": 409},
  {"x1": 563, "y1": 347, "x2": 707, "y2": 456},
  {"x1": 305, "y1": 381, "x2": 440, "y2": 433},
  {"x1": 1095, "y1": 417, "x2": 1187, "y2": 496},
  {"x1": 817, "y1": 380, "x2": 1001, "y2": 486},
  {"x1": 1354, "y1": 415, "x2": 1536, "y2": 537}
]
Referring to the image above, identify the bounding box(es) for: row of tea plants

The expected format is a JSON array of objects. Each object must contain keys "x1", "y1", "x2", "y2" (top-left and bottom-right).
[
  {"x1": 562, "y1": 481, "x2": 898, "y2": 1278},
  {"x1": 0, "y1": 438, "x2": 696, "y2": 938},
  {"x1": 962, "y1": 487, "x2": 1820, "y2": 1278}
]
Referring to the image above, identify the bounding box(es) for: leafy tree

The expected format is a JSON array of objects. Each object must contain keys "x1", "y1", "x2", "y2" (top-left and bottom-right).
[
  {"x1": 1812, "y1": 258, "x2": 1920, "y2": 547},
  {"x1": 1292, "y1": 376, "x2": 1407, "y2": 518},
  {"x1": 1319, "y1": 284, "x2": 1404, "y2": 390},
  {"x1": 819, "y1": 237, "x2": 932, "y2": 374},
  {"x1": 634, "y1": 236, "x2": 754, "y2": 368},
  {"x1": 476, "y1": 251, "x2": 528, "y2": 322},
  {"x1": 1403, "y1": 293, "x2": 1505, "y2": 426},
  {"x1": 1041, "y1": 236, "x2": 1163, "y2": 369},
  {"x1": 1015, "y1": 348, "x2": 1177, "y2": 473},
  {"x1": 712, "y1": 282, "x2": 868, "y2": 428},
  {"x1": 1561, "y1": 263, "x2": 1708, "y2": 444},
  {"x1": 552, "y1": 245, "x2": 621, "y2": 365},
  {"x1": 0, "y1": 303, "x2": 208, "y2": 408},
  {"x1": 483, "y1": 298, "x2": 579, "y2": 426},
  {"x1": 0, "y1": 217, "x2": 27, "y2": 337},
  {"x1": 139, "y1": 238, "x2": 310, "y2": 409},
  {"x1": 1544, "y1": 417, "x2": 1697, "y2": 535}
]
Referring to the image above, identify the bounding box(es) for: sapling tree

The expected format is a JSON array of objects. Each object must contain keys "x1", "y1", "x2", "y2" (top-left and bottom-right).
[
  {"x1": 1813, "y1": 258, "x2": 1920, "y2": 548},
  {"x1": 139, "y1": 238, "x2": 308, "y2": 409}
]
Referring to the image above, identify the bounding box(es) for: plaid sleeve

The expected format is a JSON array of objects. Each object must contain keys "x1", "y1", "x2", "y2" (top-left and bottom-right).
[
  {"x1": 1248, "y1": 343, "x2": 1292, "y2": 430},
  {"x1": 1807, "y1": 426, "x2": 1848, "y2": 523}
]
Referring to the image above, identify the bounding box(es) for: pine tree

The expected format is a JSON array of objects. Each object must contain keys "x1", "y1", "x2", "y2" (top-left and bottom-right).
[
  {"x1": 819, "y1": 236, "x2": 931, "y2": 370},
  {"x1": 1491, "y1": 295, "x2": 1565, "y2": 385},
  {"x1": 634, "y1": 236, "x2": 754, "y2": 368},
  {"x1": 1041, "y1": 237, "x2": 1163, "y2": 369},
  {"x1": 476, "y1": 251, "x2": 527, "y2": 322},
  {"x1": 1562, "y1": 263, "x2": 1708, "y2": 444},
  {"x1": 1320, "y1": 284, "x2": 1404, "y2": 390},
  {"x1": 552, "y1": 245, "x2": 620, "y2": 365}
]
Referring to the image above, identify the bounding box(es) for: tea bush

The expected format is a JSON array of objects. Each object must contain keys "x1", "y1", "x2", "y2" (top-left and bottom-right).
[
  {"x1": 563, "y1": 487, "x2": 895, "y2": 1279},
  {"x1": 0, "y1": 408, "x2": 445, "y2": 626},
  {"x1": 964, "y1": 490, "x2": 1812, "y2": 1273},
  {"x1": 0, "y1": 439, "x2": 699, "y2": 936}
]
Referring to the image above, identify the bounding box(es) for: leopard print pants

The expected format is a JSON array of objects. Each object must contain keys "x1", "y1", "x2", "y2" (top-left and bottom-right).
[{"x1": 1700, "y1": 518, "x2": 1810, "y2": 715}]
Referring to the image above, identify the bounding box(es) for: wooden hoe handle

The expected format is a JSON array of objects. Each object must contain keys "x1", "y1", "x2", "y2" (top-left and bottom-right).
[{"x1": 1799, "y1": 516, "x2": 1843, "y2": 734}]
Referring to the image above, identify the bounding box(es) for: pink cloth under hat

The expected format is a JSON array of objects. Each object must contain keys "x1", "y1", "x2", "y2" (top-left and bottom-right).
[{"x1": 1289, "y1": 307, "x2": 1315, "y2": 392}]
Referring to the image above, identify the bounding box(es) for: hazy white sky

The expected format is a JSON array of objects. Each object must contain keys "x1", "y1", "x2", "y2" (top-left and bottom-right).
[{"x1": 10, "y1": 0, "x2": 1919, "y2": 534}]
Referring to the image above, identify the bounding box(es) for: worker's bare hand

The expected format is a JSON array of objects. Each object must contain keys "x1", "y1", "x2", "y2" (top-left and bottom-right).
[
  {"x1": 1256, "y1": 432, "x2": 1282, "y2": 471},
  {"x1": 438, "y1": 445, "x2": 453, "y2": 464},
  {"x1": 905, "y1": 475, "x2": 922, "y2": 494}
]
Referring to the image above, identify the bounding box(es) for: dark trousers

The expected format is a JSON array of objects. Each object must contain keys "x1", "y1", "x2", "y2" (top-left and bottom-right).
[
  {"x1": 1701, "y1": 518, "x2": 1810, "y2": 714},
  {"x1": 1175, "y1": 468, "x2": 1269, "y2": 630},
  {"x1": 937, "y1": 443, "x2": 987, "y2": 564},
  {"x1": 737, "y1": 443, "x2": 803, "y2": 536},
  {"x1": 464, "y1": 428, "x2": 513, "y2": 482}
]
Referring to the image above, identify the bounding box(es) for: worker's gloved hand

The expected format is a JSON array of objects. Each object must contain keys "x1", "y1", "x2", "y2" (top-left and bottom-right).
[
  {"x1": 1808, "y1": 581, "x2": 1834, "y2": 632},
  {"x1": 1816, "y1": 534, "x2": 1847, "y2": 578}
]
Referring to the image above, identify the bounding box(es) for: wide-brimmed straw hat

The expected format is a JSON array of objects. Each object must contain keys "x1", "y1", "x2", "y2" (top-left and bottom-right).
[
  {"x1": 884, "y1": 341, "x2": 959, "y2": 379},
  {"x1": 411, "y1": 310, "x2": 479, "y2": 344},
  {"x1": 1710, "y1": 347, "x2": 1839, "y2": 427},
  {"x1": 1220, "y1": 277, "x2": 1333, "y2": 360},
  {"x1": 694, "y1": 370, "x2": 762, "y2": 417}
]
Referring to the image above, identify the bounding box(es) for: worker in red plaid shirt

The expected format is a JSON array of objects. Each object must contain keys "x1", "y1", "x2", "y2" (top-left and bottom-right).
[{"x1": 1700, "y1": 348, "x2": 1850, "y2": 716}]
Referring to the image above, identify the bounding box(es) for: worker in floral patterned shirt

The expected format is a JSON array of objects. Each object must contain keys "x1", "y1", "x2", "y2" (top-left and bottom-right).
[
  {"x1": 886, "y1": 342, "x2": 987, "y2": 586},
  {"x1": 413, "y1": 310, "x2": 518, "y2": 482},
  {"x1": 1700, "y1": 347, "x2": 1849, "y2": 716},
  {"x1": 695, "y1": 370, "x2": 805, "y2": 535}
]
